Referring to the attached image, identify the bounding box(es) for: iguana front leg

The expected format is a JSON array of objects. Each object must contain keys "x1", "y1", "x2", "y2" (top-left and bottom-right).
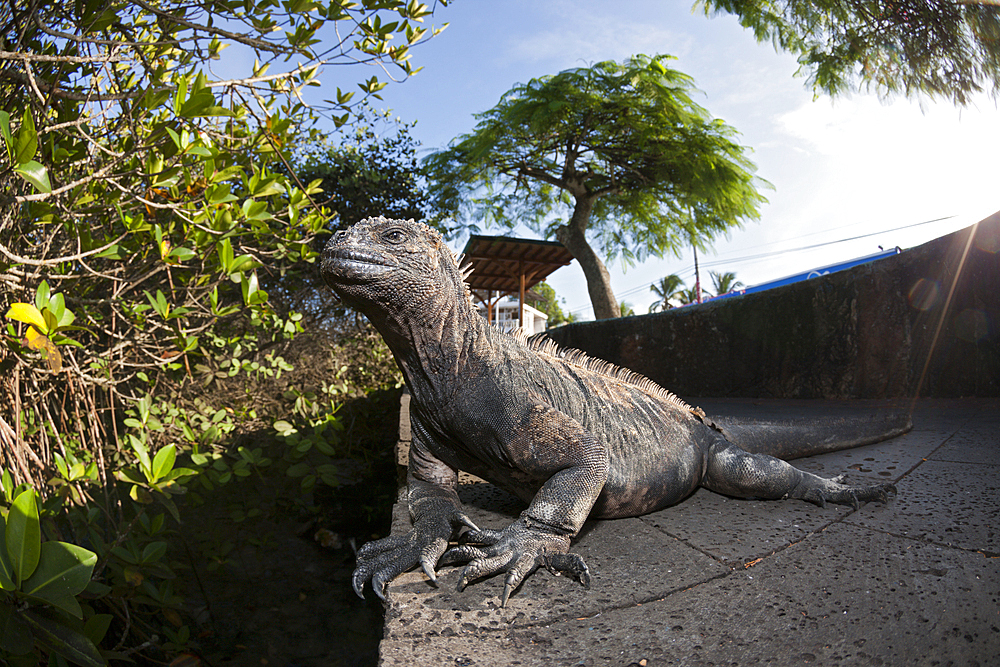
[
  {"x1": 440, "y1": 404, "x2": 609, "y2": 606},
  {"x1": 352, "y1": 431, "x2": 477, "y2": 600}
]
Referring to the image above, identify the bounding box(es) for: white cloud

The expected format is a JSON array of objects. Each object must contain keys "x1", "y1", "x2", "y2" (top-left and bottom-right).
[{"x1": 502, "y1": 15, "x2": 694, "y2": 69}]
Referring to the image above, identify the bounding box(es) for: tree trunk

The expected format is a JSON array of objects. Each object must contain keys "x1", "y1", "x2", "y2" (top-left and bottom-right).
[{"x1": 555, "y1": 196, "x2": 620, "y2": 319}]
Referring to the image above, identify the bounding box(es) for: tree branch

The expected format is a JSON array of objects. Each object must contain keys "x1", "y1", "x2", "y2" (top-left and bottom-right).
[
  {"x1": 130, "y1": 0, "x2": 303, "y2": 56},
  {"x1": 0, "y1": 233, "x2": 128, "y2": 267},
  {"x1": 518, "y1": 165, "x2": 567, "y2": 190},
  {"x1": 0, "y1": 50, "x2": 130, "y2": 64},
  {"x1": 0, "y1": 68, "x2": 167, "y2": 101},
  {"x1": 10, "y1": 157, "x2": 132, "y2": 203}
]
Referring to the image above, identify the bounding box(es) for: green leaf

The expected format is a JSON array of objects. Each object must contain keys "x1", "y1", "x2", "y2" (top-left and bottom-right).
[
  {"x1": 21, "y1": 541, "x2": 97, "y2": 615},
  {"x1": 14, "y1": 160, "x2": 52, "y2": 193},
  {"x1": 242, "y1": 198, "x2": 272, "y2": 221},
  {"x1": 26, "y1": 593, "x2": 83, "y2": 620},
  {"x1": 114, "y1": 467, "x2": 144, "y2": 485},
  {"x1": 151, "y1": 445, "x2": 176, "y2": 483},
  {"x1": 93, "y1": 243, "x2": 123, "y2": 259},
  {"x1": 47, "y1": 292, "x2": 70, "y2": 328},
  {"x1": 0, "y1": 109, "x2": 12, "y2": 161},
  {"x1": 7, "y1": 489, "x2": 41, "y2": 583},
  {"x1": 141, "y1": 541, "x2": 167, "y2": 565},
  {"x1": 14, "y1": 109, "x2": 38, "y2": 164},
  {"x1": 179, "y1": 90, "x2": 215, "y2": 117},
  {"x1": 83, "y1": 614, "x2": 113, "y2": 647},
  {"x1": 167, "y1": 246, "x2": 196, "y2": 262},
  {"x1": 128, "y1": 433, "x2": 152, "y2": 479},
  {"x1": 21, "y1": 608, "x2": 106, "y2": 667},
  {"x1": 251, "y1": 177, "x2": 285, "y2": 198},
  {"x1": 84, "y1": 580, "x2": 112, "y2": 598},
  {"x1": 42, "y1": 308, "x2": 59, "y2": 335},
  {"x1": 193, "y1": 105, "x2": 235, "y2": 118},
  {"x1": 144, "y1": 290, "x2": 169, "y2": 319},
  {"x1": 216, "y1": 238, "x2": 234, "y2": 271},
  {"x1": 286, "y1": 462, "x2": 311, "y2": 477},
  {"x1": 156, "y1": 493, "x2": 181, "y2": 523},
  {"x1": 129, "y1": 484, "x2": 152, "y2": 504},
  {"x1": 0, "y1": 602, "x2": 33, "y2": 655},
  {"x1": 272, "y1": 420, "x2": 296, "y2": 435},
  {"x1": 54, "y1": 453, "x2": 69, "y2": 481},
  {"x1": 241, "y1": 271, "x2": 259, "y2": 305},
  {"x1": 110, "y1": 545, "x2": 138, "y2": 566},
  {"x1": 0, "y1": 515, "x2": 16, "y2": 590},
  {"x1": 229, "y1": 254, "x2": 256, "y2": 273},
  {"x1": 207, "y1": 183, "x2": 236, "y2": 204},
  {"x1": 35, "y1": 281, "x2": 50, "y2": 312}
]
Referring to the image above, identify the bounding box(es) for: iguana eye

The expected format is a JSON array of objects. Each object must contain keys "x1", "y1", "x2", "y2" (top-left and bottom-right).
[{"x1": 382, "y1": 228, "x2": 406, "y2": 244}]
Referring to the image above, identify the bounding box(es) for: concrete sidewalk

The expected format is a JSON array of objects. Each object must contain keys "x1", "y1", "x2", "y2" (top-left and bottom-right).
[{"x1": 376, "y1": 398, "x2": 999, "y2": 666}]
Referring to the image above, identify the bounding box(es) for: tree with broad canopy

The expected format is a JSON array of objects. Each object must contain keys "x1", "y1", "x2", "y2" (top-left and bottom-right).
[
  {"x1": 701, "y1": 0, "x2": 1000, "y2": 105},
  {"x1": 424, "y1": 54, "x2": 768, "y2": 320}
]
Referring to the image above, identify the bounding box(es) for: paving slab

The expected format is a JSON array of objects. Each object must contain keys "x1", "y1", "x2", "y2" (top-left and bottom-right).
[
  {"x1": 523, "y1": 523, "x2": 1000, "y2": 666},
  {"x1": 385, "y1": 496, "x2": 728, "y2": 629},
  {"x1": 377, "y1": 398, "x2": 1000, "y2": 666},
  {"x1": 637, "y1": 488, "x2": 853, "y2": 566}
]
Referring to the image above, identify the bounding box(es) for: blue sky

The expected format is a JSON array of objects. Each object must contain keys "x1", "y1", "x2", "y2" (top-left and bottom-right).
[{"x1": 322, "y1": 0, "x2": 1000, "y2": 319}]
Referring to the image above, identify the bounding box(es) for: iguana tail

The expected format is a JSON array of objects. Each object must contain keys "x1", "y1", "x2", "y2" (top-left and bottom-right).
[{"x1": 704, "y1": 411, "x2": 913, "y2": 460}]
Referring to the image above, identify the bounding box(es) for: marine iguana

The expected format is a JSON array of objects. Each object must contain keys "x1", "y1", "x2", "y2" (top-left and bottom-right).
[{"x1": 321, "y1": 216, "x2": 909, "y2": 607}]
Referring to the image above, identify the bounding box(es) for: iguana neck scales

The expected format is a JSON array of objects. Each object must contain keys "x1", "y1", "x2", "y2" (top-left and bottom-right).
[{"x1": 321, "y1": 216, "x2": 907, "y2": 606}]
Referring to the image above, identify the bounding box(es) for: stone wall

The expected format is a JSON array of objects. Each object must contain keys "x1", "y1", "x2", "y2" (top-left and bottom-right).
[{"x1": 545, "y1": 211, "x2": 1000, "y2": 399}]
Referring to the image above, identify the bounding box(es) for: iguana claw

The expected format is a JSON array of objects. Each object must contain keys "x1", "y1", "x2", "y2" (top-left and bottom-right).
[
  {"x1": 440, "y1": 518, "x2": 584, "y2": 606},
  {"x1": 800, "y1": 481, "x2": 896, "y2": 510},
  {"x1": 543, "y1": 552, "x2": 591, "y2": 587},
  {"x1": 352, "y1": 510, "x2": 480, "y2": 601}
]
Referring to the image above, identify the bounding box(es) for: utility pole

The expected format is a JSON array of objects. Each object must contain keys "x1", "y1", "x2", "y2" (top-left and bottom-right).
[
  {"x1": 693, "y1": 244, "x2": 702, "y2": 304},
  {"x1": 689, "y1": 206, "x2": 702, "y2": 305}
]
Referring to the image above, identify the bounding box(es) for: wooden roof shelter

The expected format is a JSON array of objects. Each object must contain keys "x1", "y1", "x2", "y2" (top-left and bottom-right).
[{"x1": 461, "y1": 234, "x2": 575, "y2": 328}]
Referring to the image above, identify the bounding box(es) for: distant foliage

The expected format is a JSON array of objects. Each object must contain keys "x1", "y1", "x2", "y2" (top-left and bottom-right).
[
  {"x1": 275, "y1": 105, "x2": 448, "y2": 326},
  {"x1": 709, "y1": 270, "x2": 744, "y2": 297},
  {"x1": 425, "y1": 54, "x2": 767, "y2": 319},
  {"x1": 530, "y1": 282, "x2": 577, "y2": 327},
  {"x1": 699, "y1": 0, "x2": 1000, "y2": 105},
  {"x1": 650, "y1": 274, "x2": 687, "y2": 311},
  {"x1": 649, "y1": 270, "x2": 743, "y2": 309},
  {"x1": 294, "y1": 105, "x2": 440, "y2": 231}
]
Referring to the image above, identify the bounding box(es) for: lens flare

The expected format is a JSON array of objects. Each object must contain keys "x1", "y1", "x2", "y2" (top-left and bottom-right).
[
  {"x1": 954, "y1": 308, "x2": 990, "y2": 343},
  {"x1": 908, "y1": 278, "x2": 940, "y2": 311}
]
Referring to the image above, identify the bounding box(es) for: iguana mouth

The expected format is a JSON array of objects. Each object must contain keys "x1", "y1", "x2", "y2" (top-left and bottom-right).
[{"x1": 322, "y1": 248, "x2": 397, "y2": 284}]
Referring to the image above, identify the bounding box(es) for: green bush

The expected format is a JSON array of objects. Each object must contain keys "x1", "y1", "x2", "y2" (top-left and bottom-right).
[
  {"x1": 0, "y1": 0, "x2": 441, "y2": 662},
  {"x1": 1, "y1": 487, "x2": 105, "y2": 667}
]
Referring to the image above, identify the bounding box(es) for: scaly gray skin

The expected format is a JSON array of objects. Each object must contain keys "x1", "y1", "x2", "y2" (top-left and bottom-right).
[{"x1": 321, "y1": 216, "x2": 908, "y2": 607}]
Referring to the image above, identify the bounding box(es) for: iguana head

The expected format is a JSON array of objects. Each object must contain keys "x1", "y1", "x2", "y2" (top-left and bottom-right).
[{"x1": 321, "y1": 216, "x2": 470, "y2": 324}]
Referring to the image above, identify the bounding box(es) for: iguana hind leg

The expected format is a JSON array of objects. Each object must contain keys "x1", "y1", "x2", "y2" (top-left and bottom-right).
[{"x1": 702, "y1": 440, "x2": 895, "y2": 509}]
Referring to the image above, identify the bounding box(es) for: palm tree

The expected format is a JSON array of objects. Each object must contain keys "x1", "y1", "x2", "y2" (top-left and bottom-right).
[
  {"x1": 675, "y1": 287, "x2": 702, "y2": 306},
  {"x1": 649, "y1": 274, "x2": 686, "y2": 312},
  {"x1": 709, "y1": 271, "x2": 744, "y2": 298},
  {"x1": 619, "y1": 301, "x2": 636, "y2": 317}
]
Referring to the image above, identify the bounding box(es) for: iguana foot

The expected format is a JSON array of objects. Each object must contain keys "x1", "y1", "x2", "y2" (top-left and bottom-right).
[
  {"x1": 352, "y1": 510, "x2": 479, "y2": 601},
  {"x1": 439, "y1": 518, "x2": 589, "y2": 606},
  {"x1": 799, "y1": 480, "x2": 896, "y2": 509}
]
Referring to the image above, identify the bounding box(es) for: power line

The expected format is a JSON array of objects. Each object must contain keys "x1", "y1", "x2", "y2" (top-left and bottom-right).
[
  {"x1": 564, "y1": 215, "x2": 956, "y2": 316},
  {"x1": 697, "y1": 215, "x2": 954, "y2": 269}
]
